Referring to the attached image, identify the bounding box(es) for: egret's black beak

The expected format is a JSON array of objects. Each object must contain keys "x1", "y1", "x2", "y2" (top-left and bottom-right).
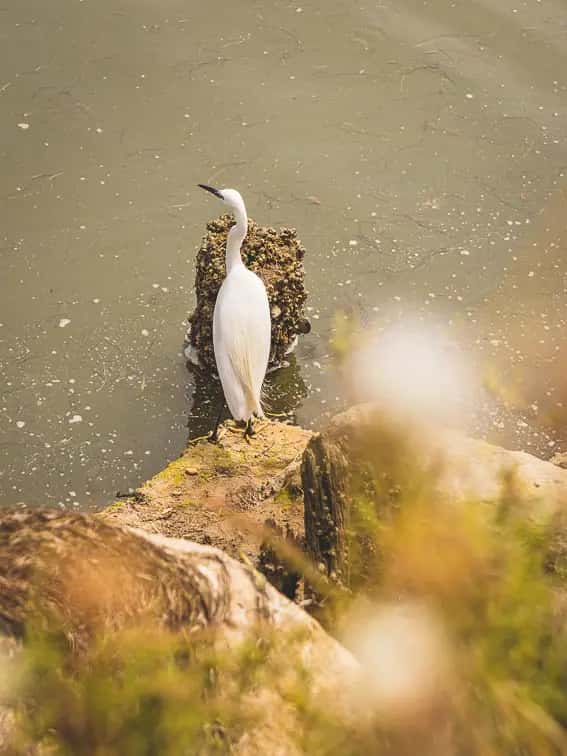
[{"x1": 198, "y1": 183, "x2": 223, "y2": 200}]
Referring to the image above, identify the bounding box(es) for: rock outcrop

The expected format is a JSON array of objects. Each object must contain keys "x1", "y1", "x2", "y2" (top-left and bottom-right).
[
  {"x1": 0, "y1": 509, "x2": 360, "y2": 754},
  {"x1": 102, "y1": 419, "x2": 312, "y2": 597},
  {"x1": 301, "y1": 405, "x2": 567, "y2": 590}
]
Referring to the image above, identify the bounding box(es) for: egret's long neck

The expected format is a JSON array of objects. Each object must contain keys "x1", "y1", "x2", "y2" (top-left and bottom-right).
[{"x1": 225, "y1": 205, "x2": 248, "y2": 274}]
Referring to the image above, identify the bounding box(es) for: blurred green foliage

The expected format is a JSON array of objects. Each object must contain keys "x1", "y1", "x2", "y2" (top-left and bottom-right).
[{"x1": 6, "y1": 628, "x2": 265, "y2": 754}]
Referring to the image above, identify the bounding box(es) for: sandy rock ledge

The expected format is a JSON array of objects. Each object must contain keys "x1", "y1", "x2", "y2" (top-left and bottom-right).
[{"x1": 101, "y1": 419, "x2": 313, "y2": 589}]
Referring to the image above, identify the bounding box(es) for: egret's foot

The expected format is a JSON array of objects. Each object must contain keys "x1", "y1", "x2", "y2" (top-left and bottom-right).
[
  {"x1": 208, "y1": 426, "x2": 226, "y2": 444},
  {"x1": 208, "y1": 429, "x2": 220, "y2": 444},
  {"x1": 244, "y1": 418, "x2": 256, "y2": 443}
]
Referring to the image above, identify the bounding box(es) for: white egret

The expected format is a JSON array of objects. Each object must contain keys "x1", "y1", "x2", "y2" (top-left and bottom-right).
[{"x1": 198, "y1": 184, "x2": 271, "y2": 441}]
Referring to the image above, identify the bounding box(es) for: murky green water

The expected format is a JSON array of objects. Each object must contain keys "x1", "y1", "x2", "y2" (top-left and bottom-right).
[{"x1": 1, "y1": 0, "x2": 566, "y2": 508}]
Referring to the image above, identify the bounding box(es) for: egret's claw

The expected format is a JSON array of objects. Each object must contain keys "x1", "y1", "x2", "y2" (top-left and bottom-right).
[{"x1": 244, "y1": 418, "x2": 255, "y2": 443}]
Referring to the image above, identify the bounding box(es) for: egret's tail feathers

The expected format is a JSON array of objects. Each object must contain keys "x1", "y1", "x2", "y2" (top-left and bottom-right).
[
  {"x1": 228, "y1": 337, "x2": 264, "y2": 420},
  {"x1": 246, "y1": 386, "x2": 263, "y2": 419}
]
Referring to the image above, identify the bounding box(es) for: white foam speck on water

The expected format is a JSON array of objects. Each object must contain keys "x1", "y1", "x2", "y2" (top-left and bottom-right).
[{"x1": 58, "y1": 318, "x2": 71, "y2": 328}]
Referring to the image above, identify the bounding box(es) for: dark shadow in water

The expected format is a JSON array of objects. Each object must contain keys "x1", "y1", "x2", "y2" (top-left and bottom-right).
[
  {"x1": 263, "y1": 354, "x2": 309, "y2": 425},
  {"x1": 185, "y1": 353, "x2": 308, "y2": 439}
]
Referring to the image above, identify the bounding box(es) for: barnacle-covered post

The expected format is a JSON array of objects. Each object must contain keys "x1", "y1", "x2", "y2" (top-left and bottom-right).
[{"x1": 185, "y1": 215, "x2": 310, "y2": 371}]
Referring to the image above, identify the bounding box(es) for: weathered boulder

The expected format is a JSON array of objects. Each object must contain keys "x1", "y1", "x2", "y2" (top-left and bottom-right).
[
  {"x1": 185, "y1": 215, "x2": 310, "y2": 371},
  {"x1": 0, "y1": 509, "x2": 348, "y2": 654},
  {"x1": 0, "y1": 510, "x2": 360, "y2": 754},
  {"x1": 302, "y1": 405, "x2": 567, "y2": 590}
]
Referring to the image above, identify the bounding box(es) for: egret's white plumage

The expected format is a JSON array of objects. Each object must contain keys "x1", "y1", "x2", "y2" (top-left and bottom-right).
[{"x1": 199, "y1": 185, "x2": 271, "y2": 430}]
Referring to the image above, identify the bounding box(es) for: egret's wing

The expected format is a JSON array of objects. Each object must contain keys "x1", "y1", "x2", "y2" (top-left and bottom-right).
[{"x1": 213, "y1": 269, "x2": 271, "y2": 419}]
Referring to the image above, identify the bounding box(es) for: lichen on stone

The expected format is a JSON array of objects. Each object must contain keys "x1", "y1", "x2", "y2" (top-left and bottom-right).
[{"x1": 186, "y1": 214, "x2": 310, "y2": 371}]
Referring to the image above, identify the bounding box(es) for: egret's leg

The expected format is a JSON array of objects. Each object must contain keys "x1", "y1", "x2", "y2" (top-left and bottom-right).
[
  {"x1": 244, "y1": 417, "x2": 255, "y2": 443},
  {"x1": 208, "y1": 400, "x2": 225, "y2": 444}
]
